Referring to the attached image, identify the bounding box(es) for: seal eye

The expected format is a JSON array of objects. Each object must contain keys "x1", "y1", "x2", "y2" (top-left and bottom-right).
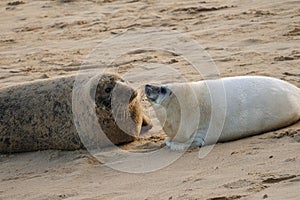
[
  {"x1": 105, "y1": 87, "x2": 112, "y2": 93},
  {"x1": 161, "y1": 87, "x2": 167, "y2": 94}
]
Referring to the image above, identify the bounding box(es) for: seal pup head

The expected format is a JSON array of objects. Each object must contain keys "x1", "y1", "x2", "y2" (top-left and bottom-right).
[
  {"x1": 145, "y1": 83, "x2": 201, "y2": 150},
  {"x1": 145, "y1": 84, "x2": 172, "y2": 105},
  {"x1": 145, "y1": 84, "x2": 181, "y2": 140}
]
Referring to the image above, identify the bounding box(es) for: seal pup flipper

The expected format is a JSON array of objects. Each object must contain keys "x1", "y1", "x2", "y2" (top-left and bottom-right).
[
  {"x1": 165, "y1": 138, "x2": 190, "y2": 151},
  {"x1": 165, "y1": 132, "x2": 205, "y2": 151}
]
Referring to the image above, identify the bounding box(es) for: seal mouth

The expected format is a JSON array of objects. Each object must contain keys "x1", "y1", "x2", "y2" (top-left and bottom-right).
[{"x1": 129, "y1": 89, "x2": 138, "y2": 101}]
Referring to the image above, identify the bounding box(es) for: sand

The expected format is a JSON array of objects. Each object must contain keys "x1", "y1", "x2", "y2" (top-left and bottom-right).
[{"x1": 0, "y1": 0, "x2": 300, "y2": 199}]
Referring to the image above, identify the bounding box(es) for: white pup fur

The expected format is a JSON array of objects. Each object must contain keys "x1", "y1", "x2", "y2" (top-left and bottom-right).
[{"x1": 147, "y1": 76, "x2": 300, "y2": 151}]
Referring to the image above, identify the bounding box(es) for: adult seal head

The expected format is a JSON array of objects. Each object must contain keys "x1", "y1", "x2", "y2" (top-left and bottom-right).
[{"x1": 88, "y1": 73, "x2": 152, "y2": 147}]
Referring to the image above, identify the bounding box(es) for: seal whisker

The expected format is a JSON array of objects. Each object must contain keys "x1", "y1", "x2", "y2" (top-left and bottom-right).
[
  {"x1": 115, "y1": 103, "x2": 121, "y2": 120},
  {"x1": 123, "y1": 108, "x2": 126, "y2": 120}
]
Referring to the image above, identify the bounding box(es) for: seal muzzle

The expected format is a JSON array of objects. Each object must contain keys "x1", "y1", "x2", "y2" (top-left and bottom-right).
[{"x1": 145, "y1": 84, "x2": 160, "y2": 101}]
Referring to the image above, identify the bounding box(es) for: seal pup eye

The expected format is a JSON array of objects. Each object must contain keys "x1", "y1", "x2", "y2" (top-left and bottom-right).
[
  {"x1": 161, "y1": 87, "x2": 167, "y2": 94},
  {"x1": 105, "y1": 87, "x2": 113, "y2": 93}
]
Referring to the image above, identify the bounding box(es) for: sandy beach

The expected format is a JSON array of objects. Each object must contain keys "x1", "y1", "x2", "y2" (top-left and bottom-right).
[{"x1": 0, "y1": 0, "x2": 300, "y2": 199}]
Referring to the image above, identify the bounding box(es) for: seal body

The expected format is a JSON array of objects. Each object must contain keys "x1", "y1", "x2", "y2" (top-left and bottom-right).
[
  {"x1": 145, "y1": 76, "x2": 300, "y2": 150},
  {"x1": 0, "y1": 73, "x2": 152, "y2": 153}
]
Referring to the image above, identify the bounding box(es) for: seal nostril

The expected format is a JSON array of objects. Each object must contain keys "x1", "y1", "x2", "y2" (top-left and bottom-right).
[
  {"x1": 145, "y1": 84, "x2": 152, "y2": 96},
  {"x1": 146, "y1": 89, "x2": 150, "y2": 96},
  {"x1": 161, "y1": 86, "x2": 167, "y2": 94}
]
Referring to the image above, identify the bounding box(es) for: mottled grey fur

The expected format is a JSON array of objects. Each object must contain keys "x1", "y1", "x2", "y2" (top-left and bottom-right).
[{"x1": 0, "y1": 73, "x2": 151, "y2": 153}]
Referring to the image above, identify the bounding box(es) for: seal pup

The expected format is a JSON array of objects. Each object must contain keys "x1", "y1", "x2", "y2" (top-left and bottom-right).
[
  {"x1": 0, "y1": 73, "x2": 152, "y2": 153},
  {"x1": 145, "y1": 76, "x2": 300, "y2": 151}
]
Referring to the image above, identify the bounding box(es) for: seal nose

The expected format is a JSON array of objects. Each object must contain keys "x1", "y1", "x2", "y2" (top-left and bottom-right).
[{"x1": 145, "y1": 84, "x2": 153, "y2": 97}]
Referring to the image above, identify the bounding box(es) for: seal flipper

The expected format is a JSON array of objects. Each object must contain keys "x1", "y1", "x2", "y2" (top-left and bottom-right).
[{"x1": 165, "y1": 138, "x2": 189, "y2": 151}]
